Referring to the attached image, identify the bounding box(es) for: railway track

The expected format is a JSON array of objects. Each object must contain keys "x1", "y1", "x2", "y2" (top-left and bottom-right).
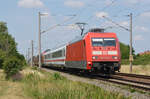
[
  {"x1": 42, "y1": 67, "x2": 150, "y2": 92},
  {"x1": 100, "y1": 73, "x2": 150, "y2": 91},
  {"x1": 115, "y1": 72, "x2": 150, "y2": 79}
]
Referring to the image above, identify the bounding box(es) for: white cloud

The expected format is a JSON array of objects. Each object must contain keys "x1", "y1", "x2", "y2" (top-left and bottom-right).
[
  {"x1": 126, "y1": 0, "x2": 139, "y2": 4},
  {"x1": 18, "y1": 0, "x2": 44, "y2": 8},
  {"x1": 96, "y1": 12, "x2": 109, "y2": 18},
  {"x1": 105, "y1": 0, "x2": 112, "y2": 5},
  {"x1": 64, "y1": 0, "x2": 84, "y2": 8},
  {"x1": 134, "y1": 35, "x2": 144, "y2": 41},
  {"x1": 125, "y1": 0, "x2": 150, "y2": 5},
  {"x1": 135, "y1": 26, "x2": 149, "y2": 32},
  {"x1": 140, "y1": 12, "x2": 150, "y2": 17},
  {"x1": 120, "y1": 21, "x2": 129, "y2": 27}
]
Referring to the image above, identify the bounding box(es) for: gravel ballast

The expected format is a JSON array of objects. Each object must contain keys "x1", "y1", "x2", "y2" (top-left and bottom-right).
[{"x1": 42, "y1": 68, "x2": 150, "y2": 99}]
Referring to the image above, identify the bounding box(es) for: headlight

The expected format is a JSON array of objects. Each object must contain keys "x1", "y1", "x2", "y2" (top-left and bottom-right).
[
  {"x1": 112, "y1": 56, "x2": 118, "y2": 59},
  {"x1": 92, "y1": 56, "x2": 98, "y2": 59},
  {"x1": 92, "y1": 51, "x2": 102, "y2": 55},
  {"x1": 108, "y1": 51, "x2": 117, "y2": 55}
]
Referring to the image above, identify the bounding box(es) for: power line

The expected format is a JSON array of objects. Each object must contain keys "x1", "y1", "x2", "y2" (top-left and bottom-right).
[
  {"x1": 86, "y1": 0, "x2": 118, "y2": 23},
  {"x1": 41, "y1": 15, "x2": 76, "y2": 34},
  {"x1": 68, "y1": 1, "x2": 102, "y2": 24},
  {"x1": 102, "y1": 16, "x2": 129, "y2": 31}
]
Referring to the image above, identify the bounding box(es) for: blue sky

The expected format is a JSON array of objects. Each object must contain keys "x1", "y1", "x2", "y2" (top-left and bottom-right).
[{"x1": 0, "y1": 0, "x2": 150, "y2": 56}]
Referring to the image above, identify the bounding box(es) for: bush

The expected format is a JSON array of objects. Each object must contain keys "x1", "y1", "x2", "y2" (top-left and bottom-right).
[
  {"x1": 3, "y1": 56, "x2": 23, "y2": 79},
  {"x1": 0, "y1": 50, "x2": 6, "y2": 68},
  {"x1": 121, "y1": 54, "x2": 150, "y2": 65},
  {"x1": 121, "y1": 59, "x2": 130, "y2": 65},
  {"x1": 133, "y1": 54, "x2": 150, "y2": 65},
  {"x1": 53, "y1": 73, "x2": 64, "y2": 80}
]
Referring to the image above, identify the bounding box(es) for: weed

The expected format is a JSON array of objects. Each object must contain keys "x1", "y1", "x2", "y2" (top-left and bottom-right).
[
  {"x1": 52, "y1": 72, "x2": 63, "y2": 80},
  {"x1": 31, "y1": 66, "x2": 38, "y2": 70},
  {"x1": 130, "y1": 88, "x2": 136, "y2": 93},
  {"x1": 21, "y1": 71, "x2": 129, "y2": 99}
]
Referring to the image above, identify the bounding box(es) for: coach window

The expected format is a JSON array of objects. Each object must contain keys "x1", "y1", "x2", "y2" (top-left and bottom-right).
[
  {"x1": 62, "y1": 49, "x2": 65, "y2": 57},
  {"x1": 52, "y1": 50, "x2": 63, "y2": 58},
  {"x1": 47, "y1": 54, "x2": 50, "y2": 59}
]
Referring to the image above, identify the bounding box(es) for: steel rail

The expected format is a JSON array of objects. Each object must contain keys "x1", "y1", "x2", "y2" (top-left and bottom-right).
[
  {"x1": 115, "y1": 72, "x2": 150, "y2": 79},
  {"x1": 95, "y1": 77, "x2": 150, "y2": 91},
  {"x1": 110, "y1": 75, "x2": 150, "y2": 86},
  {"x1": 42, "y1": 67, "x2": 150, "y2": 91}
]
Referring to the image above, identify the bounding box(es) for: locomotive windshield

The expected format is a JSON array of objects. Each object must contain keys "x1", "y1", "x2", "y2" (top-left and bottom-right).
[{"x1": 92, "y1": 38, "x2": 116, "y2": 47}]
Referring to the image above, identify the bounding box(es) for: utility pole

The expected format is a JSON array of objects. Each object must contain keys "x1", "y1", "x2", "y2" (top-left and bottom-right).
[
  {"x1": 103, "y1": 15, "x2": 134, "y2": 73},
  {"x1": 28, "y1": 48, "x2": 30, "y2": 65},
  {"x1": 31, "y1": 40, "x2": 34, "y2": 67},
  {"x1": 129, "y1": 13, "x2": 133, "y2": 73},
  {"x1": 38, "y1": 12, "x2": 48, "y2": 69},
  {"x1": 38, "y1": 12, "x2": 41, "y2": 69},
  {"x1": 26, "y1": 50, "x2": 28, "y2": 63}
]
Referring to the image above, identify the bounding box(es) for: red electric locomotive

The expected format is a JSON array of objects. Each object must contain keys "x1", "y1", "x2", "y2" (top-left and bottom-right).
[{"x1": 42, "y1": 28, "x2": 121, "y2": 73}]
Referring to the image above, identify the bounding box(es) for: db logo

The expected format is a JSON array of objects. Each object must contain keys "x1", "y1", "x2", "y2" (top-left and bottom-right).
[{"x1": 102, "y1": 51, "x2": 108, "y2": 55}]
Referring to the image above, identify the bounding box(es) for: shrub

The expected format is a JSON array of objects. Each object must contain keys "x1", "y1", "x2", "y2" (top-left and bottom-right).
[
  {"x1": 121, "y1": 59, "x2": 130, "y2": 65},
  {"x1": 0, "y1": 50, "x2": 6, "y2": 68},
  {"x1": 121, "y1": 54, "x2": 150, "y2": 65},
  {"x1": 133, "y1": 54, "x2": 150, "y2": 65},
  {"x1": 32, "y1": 66, "x2": 39, "y2": 70},
  {"x1": 53, "y1": 73, "x2": 63, "y2": 80},
  {"x1": 3, "y1": 56, "x2": 23, "y2": 79}
]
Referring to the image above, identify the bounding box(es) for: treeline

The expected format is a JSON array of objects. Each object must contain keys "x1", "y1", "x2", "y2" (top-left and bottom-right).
[
  {"x1": 120, "y1": 42, "x2": 150, "y2": 65},
  {"x1": 0, "y1": 21, "x2": 26, "y2": 79}
]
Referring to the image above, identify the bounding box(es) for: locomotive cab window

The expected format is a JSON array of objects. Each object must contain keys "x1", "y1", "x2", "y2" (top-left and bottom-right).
[
  {"x1": 92, "y1": 38, "x2": 116, "y2": 47},
  {"x1": 104, "y1": 38, "x2": 116, "y2": 47},
  {"x1": 92, "y1": 38, "x2": 103, "y2": 46}
]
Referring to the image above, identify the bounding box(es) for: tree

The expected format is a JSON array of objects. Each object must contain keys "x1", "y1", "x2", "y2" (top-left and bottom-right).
[
  {"x1": 120, "y1": 42, "x2": 135, "y2": 59},
  {"x1": 0, "y1": 21, "x2": 26, "y2": 78},
  {"x1": 0, "y1": 22, "x2": 8, "y2": 33},
  {"x1": 0, "y1": 49, "x2": 6, "y2": 68},
  {"x1": 3, "y1": 56, "x2": 22, "y2": 79},
  {"x1": 0, "y1": 22, "x2": 17, "y2": 55},
  {"x1": 120, "y1": 42, "x2": 130, "y2": 59}
]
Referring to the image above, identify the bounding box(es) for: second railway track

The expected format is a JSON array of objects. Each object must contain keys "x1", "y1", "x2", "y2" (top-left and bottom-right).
[{"x1": 102, "y1": 73, "x2": 150, "y2": 91}]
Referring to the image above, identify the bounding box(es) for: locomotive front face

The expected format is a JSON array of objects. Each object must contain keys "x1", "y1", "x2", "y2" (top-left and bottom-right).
[
  {"x1": 85, "y1": 32, "x2": 121, "y2": 73},
  {"x1": 91, "y1": 38, "x2": 119, "y2": 61}
]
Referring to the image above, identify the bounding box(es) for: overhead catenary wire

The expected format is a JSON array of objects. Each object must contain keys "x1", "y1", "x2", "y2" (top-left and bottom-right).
[
  {"x1": 85, "y1": 0, "x2": 118, "y2": 23},
  {"x1": 67, "y1": 1, "x2": 102, "y2": 25},
  {"x1": 102, "y1": 16, "x2": 129, "y2": 31},
  {"x1": 63, "y1": 0, "x2": 118, "y2": 28},
  {"x1": 42, "y1": 0, "x2": 118, "y2": 33},
  {"x1": 41, "y1": 15, "x2": 77, "y2": 34}
]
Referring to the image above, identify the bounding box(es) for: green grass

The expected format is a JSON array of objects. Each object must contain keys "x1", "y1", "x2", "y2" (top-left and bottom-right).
[
  {"x1": 0, "y1": 68, "x2": 130, "y2": 99},
  {"x1": 21, "y1": 69, "x2": 129, "y2": 99}
]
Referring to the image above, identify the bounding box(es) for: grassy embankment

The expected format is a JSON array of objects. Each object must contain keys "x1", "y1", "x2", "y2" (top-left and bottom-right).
[
  {"x1": 0, "y1": 67, "x2": 129, "y2": 99},
  {"x1": 120, "y1": 65, "x2": 150, "y2": 75}
]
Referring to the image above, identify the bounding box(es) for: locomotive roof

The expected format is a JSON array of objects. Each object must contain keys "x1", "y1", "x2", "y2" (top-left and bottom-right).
[
  {"x1": 43, "y1": 32, "x2": 117, "y2": 54},
  {"x1": 69, "y1": 32, "x2": 117, "y2": 45}
]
